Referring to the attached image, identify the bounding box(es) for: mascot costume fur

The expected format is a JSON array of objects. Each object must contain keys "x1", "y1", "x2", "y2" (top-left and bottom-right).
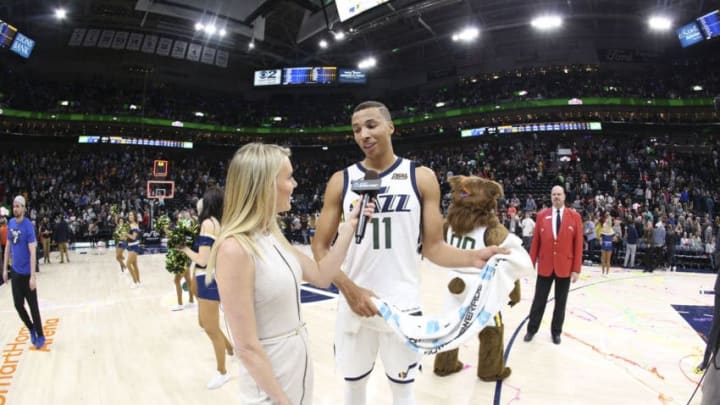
[{"x1": 433, "y1": 175, "x2": 523, "y2": 381}]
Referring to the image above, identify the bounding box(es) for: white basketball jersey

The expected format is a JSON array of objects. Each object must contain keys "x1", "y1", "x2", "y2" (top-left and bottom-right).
[
  {"x1": 342, "y1": 158, "x2": 422, "y2": 311},
  {"x1": 446, "y1": 226, "x2": 488, "y2": 251}
]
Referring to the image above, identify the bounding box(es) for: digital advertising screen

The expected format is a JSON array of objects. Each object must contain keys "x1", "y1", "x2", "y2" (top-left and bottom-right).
[
  {"x1": 9, "y1": 32, "x2": 35, "y2": 59},
  {"x1": 0, "y1": 19, "x2": 17, "y2": 48},
  {"x1": 336, "y1": 0, "x2": 390, "y2": 22},
  {"x1": 461, "y1": 122, "x2": 602, "y2": 138},
  {"x1": 282, "y1": 66, "x2": 337, "y2": 85},
  {"x1": 676, "y1": 22, "x2": 705, "y2": 48},
  {"x1": 253, "y1": 69, "x2": 282, "y2": 86},
  {"x1": 697, "y1": 10, "x2": 720, "y2": 39},
  {"x1": 338, "y1": 69, "x2": 367, "y2": 84},
  {"x1": 78, "y1": 136, "x2": 193, "y2": 149}
]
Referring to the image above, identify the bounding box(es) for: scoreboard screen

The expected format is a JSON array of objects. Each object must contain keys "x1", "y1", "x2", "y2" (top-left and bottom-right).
[
  {"x1": 0, "y1": 20, "x2": 17, "y2": 48},
  {"x1": 697, "y1": 9, "x2": 720, "y2": 39},
  {"x1": 676, "y1": 22, "x2": 705, "y2": 47},
  {"x1": 253, "y1": 69, "x2": 281, "y2": 86},
  {"x1": 282, "y1": 67, "x2": 337, "y2": 85}
]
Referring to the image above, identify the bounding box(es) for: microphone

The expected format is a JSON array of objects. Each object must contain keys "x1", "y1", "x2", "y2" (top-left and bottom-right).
[{"x1": 351, "y1": 170, "x2": 381, "y2": 244}]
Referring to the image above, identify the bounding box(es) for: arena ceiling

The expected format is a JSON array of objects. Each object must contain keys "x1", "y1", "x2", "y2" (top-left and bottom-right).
[{"x1": 1, "y1": 0, "x2": 715, "y2": 83}]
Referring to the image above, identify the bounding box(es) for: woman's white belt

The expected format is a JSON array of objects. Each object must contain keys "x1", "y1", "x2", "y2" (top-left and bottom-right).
[{"x1": 259, "y1": 323, "x2": 306, "y2": 345}]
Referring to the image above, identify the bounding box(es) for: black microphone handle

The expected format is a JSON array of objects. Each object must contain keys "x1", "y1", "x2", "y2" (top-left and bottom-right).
[{"x1": 355, "y1": 193, "x2": 371, "y2": 244}]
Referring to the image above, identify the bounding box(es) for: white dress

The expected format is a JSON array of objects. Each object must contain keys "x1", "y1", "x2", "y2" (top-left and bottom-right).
[{"x1": 237, "y1": 233, "x2": 313, "y2": 405}]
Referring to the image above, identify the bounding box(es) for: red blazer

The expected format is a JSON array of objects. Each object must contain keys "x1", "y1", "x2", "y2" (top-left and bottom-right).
[{"x1": 529, "y1": 207, "x2": 584, "y2": 278}]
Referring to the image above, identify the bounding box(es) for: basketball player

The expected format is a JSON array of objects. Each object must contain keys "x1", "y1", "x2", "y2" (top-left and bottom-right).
[{"x1": 311, "y1": 101, "x2": 506, "y2": 405}]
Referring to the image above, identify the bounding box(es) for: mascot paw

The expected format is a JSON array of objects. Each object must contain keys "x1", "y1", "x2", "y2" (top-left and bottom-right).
[
  {"x1": 479, "y1": 367, "x2": 512, "y2": 382},
  {"x1": 433, "y1": 349, "x2": 464, "y2": 376},
  {"x1": 448, "y1": 277, "x2": 466, "y2": 294}
]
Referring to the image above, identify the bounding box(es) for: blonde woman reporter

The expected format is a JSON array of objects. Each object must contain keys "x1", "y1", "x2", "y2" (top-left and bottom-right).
[{"x1": 208, "y1": 143, "x2": 373, "y2": 405}]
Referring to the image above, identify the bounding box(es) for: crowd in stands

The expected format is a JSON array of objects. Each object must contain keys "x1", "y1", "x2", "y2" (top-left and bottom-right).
[
  {"x1": 1, "y1": 55, "x2": 719, "y2": 269},
  {"x1": 1, "y1": 126, "x2": 719, "y2": 270},
  {"x1": 2, "y1": 58, "x2": 717, "y2": 130}
]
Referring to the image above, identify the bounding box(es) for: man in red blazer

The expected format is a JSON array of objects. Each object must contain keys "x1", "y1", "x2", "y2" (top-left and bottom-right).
[{"x1": 524, "y1": 185, "x2": 583, "y2": 344}]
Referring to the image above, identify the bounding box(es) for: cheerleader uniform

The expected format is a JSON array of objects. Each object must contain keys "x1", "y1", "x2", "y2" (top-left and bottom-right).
[
  {"x1": 600, "y1": 233, "x2": 614, "y2": 252},
  {"x1": 127, "y1": 227, "x2": 142, "y2": 253},
  {"x1": 194, "y1": 234, "x2": 220, "y2": 301}
]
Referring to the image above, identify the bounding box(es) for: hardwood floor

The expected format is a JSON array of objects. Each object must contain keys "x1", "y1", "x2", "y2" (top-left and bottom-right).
[{"x1": 0, "y1": 247, "x2": 712, "y2": 404}]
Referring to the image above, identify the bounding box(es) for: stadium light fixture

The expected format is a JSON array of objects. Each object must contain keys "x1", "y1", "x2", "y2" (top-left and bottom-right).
[
  {"x1": 195, "y1": 22, "x2": 204, "y2": 31},
  {"x1": 531, "y1": 15, "x2": 563, "y2": 30},
  {"x1": 435, "y1": 102, "x2": 446, "y2": 108},
  {"x1": 248, "y1": 40, "x2": 255, "y2": 50},
  {"x1": 648, "y1": 15, "x2": 672, "y2": 31},
  {"x1": 451, "y1": 27, "x2": 479, "y2": 42},
  {"x1": 319, "y1": 39, "x2": 328, "y2": 49},
  {"x1": 54, "y1": 8, "x2": 68, "y2": 20},
  {"x1": 204, "y1": 25, "x2": 217, "y2": 35},
  {"x1": 517, "y1": 90, "x2": 528, "y2": 96},
  {"x1": 194, "y1": 112, "x2": 205, "y2": 117},
  {"x1": 358, "y1": 56, "x2": 376, "y2": 69},
  {"x1": 219, "y1": 29, "x2": 227, "y2": 37},
  {"x1": 273, "y1": 116, "x2": 283, "y2": 122},
  {"x1": 692, "y1": 85, "x2": 703, "y2": 91},
  {"x1": 333, "y1": 31, "x2": 346, "y2": 41}
]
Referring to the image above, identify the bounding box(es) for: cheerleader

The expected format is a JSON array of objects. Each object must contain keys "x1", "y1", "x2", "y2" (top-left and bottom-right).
[
  {"x1": 181, "y1": 189, "x2": 234, "y2": 389},
  {"x1": 125, "y1": 212, "x2": 142, "y2": 287},
  {"x1": 114, "y1": 216, "x2": 127, "y2": 273}
]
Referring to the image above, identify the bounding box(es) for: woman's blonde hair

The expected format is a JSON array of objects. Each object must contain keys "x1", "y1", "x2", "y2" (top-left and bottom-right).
[{"x1": 207, "y1": 143, "x2": 292, "y2": 275}]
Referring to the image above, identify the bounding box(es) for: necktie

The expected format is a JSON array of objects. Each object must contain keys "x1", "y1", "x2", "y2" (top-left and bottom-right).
[{"x1": 556, "y1": 209, "x2": 561, "y2": 236}]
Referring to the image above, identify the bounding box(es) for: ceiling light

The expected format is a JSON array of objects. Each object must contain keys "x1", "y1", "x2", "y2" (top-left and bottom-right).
[
  {"x1": 648, "y1": 15, "x2": 672, "y2": 31},
  {"x1": 517, "y1": 90, "x2": 528, "y2": 96},
  {"x1": 319, "y1": 39, "x2": 328, "y2": 49},
  {"x1": 54, "y1": 8, "x2": 67, "y2": 20},
  {"x1": 692, "y1": 85, "x2": 703, "y2": 91},
  {"x1": 452, "y1": 27, "x2": 479, "y2": 42},
  {"x1": 204, "y1": 25, "x2": 217, "y2": 35},
  {"x1": 194, "y1": 112, "x2": 205, "y2": 117},
  {"x1": 248, "y1": 41, "x2": 255, "y2": 50},
  {"x1": 334, "y1": 31, "x2": 346, "y2": 41},
  {"x1": 273, "y1": 116, "x2": 282, "y2": 122},
  {"x1": 435, "y1": 102, "x2": 446, "y2": 108},
  {"x1": 531, "y1": 15, "x2": 563, "y2": 30},
  {"x1": 219, "y1": 29, "x2": 227, "y2": 37},
  {"x1": 195, "y1": 22, "x2": 204, "y2": 31},
  {"x1": 358, "y1": 56, "x2": 376, "y2": 69}
]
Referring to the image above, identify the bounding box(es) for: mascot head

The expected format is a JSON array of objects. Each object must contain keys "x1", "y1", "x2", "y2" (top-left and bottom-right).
[{"x1": 446, "y1": 175, "x2": 504, "y2": 235}]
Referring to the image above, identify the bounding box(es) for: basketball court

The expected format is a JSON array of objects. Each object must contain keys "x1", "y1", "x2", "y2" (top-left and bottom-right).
[{"x1": 0, "y1": 247, "x2": 713, "y2": 404}]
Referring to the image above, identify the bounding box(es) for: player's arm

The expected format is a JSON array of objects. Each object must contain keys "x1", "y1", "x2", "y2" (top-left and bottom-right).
[
  {"x1": 311, "y1": 170, "x2": 378, "y2": 317},
  {"x1": 417, "y1": 166, "x2": 507, "y2": 268},
  {"x1": 2, "y1": 235, "x2": 9, "y2": 284}
]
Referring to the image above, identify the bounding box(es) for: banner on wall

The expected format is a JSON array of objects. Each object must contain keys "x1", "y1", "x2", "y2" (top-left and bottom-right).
[
  {"x1": 187, "y1": 43, "x2": 202, "y2": 61},
  {"x1": 127, "y1": 33, "x2": 143, "y2": 51},
  {"x1": 68, "y1": 28, "x2": 86, "y2": 46}
]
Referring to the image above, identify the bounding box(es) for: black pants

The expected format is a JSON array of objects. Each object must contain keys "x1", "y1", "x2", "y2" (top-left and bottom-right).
[
  {"x1": 526, "y1": 273, "x2": 571, "y2": 336},
  {"x1": 11, "y1": 272, "x2": 44, "y2": 337}
]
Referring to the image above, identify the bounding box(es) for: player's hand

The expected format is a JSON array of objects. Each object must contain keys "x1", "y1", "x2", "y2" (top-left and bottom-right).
[
  {"x1": 29, "y1": 277, "x2": 37, "y2": 291},
  {"x1": 472, "y1": 246, "x2": 509, "y2": 268},
  {"x1": 343, "y1": 283, "x2": 379, "y2": 317},
  {"x1": 570, "y1": 272, "x2": 579, "y2": 283}
]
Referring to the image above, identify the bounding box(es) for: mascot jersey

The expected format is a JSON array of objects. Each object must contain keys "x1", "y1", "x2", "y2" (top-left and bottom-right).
[{"x1": 342, "y1": 157, "x2": 422, "y2": 312}]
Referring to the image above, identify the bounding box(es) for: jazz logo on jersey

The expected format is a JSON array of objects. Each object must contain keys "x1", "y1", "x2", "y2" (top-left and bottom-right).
[
  {"x1": 349, "y1": 193, "x2": 412, "y2": 214},
  {"x1": 391, "y1": 172, "x2": 408, "y2": 180}
]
